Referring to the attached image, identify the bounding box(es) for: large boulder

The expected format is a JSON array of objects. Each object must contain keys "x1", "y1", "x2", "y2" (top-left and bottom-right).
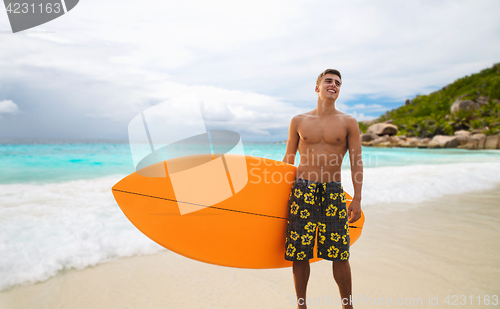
[
  {"x1": 454, "y1": 130, "x2": 471, "y2": 136},
  {"x1": 360, "y1": 133, "x2": 378, "y2": 142},
  {"x1": 400, "y1": 137, "x2": 420, "y2": 148},
  {"x1": 473, "y1": 134, "x2": 487, "y2": 149},
  {"x1": 367, "y1": 123, "x2": 398, "y2": 136},
  {"x1": 456, "y1": 135, "x2": 472, "y2": 146},
  {"x1": 416, "y1": 137, "x2": 431, "y2": 148},
  {"x1": 485, "y1": 135, "x2": 500, "y2": 149},
  {"x1": 427, "y1": 135, "x2": 459, "y2": 148},
  {"x1": 450, "y1": 99, "x2": 479, "y2": 115},
  {"x1": 371, "y1": 135, "x2": 390, "y2": 145},
  {"x1": 372, "y1": 135, "x2": 403, "y2": 147},
  {"x1": 457, "y1": 136, "x2": 480, "y2": 149},
  {"x1": 471, "y1": 128, "x2": 485, "y2": 134},
  {"x1": 476, "y1": 96, "x2": 490, "y2": 105}
]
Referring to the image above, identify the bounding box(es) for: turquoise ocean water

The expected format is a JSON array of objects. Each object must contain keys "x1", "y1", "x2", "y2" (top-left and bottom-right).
[
  {"x1": 2, "y1": 141, "x2": 500, "y2": 184},
  {"x1": 1, "y1": 140, "x2": 500, "y2": 291}
]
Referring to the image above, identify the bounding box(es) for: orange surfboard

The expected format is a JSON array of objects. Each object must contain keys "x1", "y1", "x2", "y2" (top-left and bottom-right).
[{"x1": 112, "y1": 154, "x2": 364, "y2": 269}]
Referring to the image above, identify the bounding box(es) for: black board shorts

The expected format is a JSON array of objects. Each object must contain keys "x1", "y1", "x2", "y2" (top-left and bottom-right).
[{"x1": 284, "y1": 178, "x2": 350, "y2": 262}]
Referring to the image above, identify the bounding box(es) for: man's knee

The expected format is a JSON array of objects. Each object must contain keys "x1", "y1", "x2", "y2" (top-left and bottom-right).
[
  {"x1": 332, "y1": 260, "x2": 350, "y2": 269},
  {"x1": 293, "y1": 260, "x2": 310, "y2": 270}
]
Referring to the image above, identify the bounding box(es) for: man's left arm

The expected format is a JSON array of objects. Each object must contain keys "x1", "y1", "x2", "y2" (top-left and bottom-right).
[{"x1": 346, "y1": 117, "x2": 363, "y2": 223}]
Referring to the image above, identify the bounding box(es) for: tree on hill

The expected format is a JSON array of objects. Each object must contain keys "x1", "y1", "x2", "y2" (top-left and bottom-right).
[{"x1": 359, "y1": 63, "x2": 500, "y2": 136}]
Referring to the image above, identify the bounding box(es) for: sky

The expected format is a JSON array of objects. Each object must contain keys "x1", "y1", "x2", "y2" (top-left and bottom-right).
[{"x1": 0, "y1": 0, "x2": 499, "y2": 142}]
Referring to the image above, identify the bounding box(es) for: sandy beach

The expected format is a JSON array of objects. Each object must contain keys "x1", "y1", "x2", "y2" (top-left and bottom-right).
[{"x1": 1, "y1": 185, "x2": 499, "y2": 309}]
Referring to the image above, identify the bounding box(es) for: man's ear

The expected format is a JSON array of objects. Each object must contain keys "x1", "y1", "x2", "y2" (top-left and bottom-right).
[{"x1": 315, "y1": 85, "x2": 319, "y2": 93}]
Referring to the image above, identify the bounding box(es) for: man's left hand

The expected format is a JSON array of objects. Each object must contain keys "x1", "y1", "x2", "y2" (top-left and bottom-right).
[{"x1": 348, "y1": 199, "x2": 361, "y2": 223}]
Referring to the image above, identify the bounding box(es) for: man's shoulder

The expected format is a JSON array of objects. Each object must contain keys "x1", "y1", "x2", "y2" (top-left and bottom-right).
[
  {"x1": 290, "y1": 112, "x2": 314, "y2": 124},
  {"x1": 334, "y1": 111, "x2": 357, "y2": 123},
  {"x1": 331, "y1": 112, "x2": 360, "y2": 134},
  {"x1": 294, "y1": 110, "x2": 316, "y2": 118}
]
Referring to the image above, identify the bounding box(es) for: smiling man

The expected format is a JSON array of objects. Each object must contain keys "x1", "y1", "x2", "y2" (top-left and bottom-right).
[{"x1": 283, "y1": 69, "x2": 363, "y2": 309}]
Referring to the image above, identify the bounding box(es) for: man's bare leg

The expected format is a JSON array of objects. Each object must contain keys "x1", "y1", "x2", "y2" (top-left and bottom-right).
[
  {"x1": 293, "y1": 260, "x2": 310, "y2": 309},
  {"x1": 333, "y1": 260, "x2": 353, "y2": 309}
]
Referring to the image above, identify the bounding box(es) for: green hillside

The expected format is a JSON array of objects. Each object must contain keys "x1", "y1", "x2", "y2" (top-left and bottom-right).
[{"x1": 359, "y1": 63, "x2": 500, "y2": 137}]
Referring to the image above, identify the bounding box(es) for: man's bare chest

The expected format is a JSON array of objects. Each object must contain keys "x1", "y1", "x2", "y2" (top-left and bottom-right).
[{"x1": 297, "y1": 117, "x2": 348, "y2": 145}]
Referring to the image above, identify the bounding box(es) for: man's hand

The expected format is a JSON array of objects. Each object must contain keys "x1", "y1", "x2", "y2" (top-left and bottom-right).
[{"x1": 347, "y1": 199, "x2": 361, "y2": 223}]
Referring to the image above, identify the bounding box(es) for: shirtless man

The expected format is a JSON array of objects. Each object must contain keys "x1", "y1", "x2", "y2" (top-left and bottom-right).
[{"x1": 283, "y1": 69, "x2": 363, "y2": 309}]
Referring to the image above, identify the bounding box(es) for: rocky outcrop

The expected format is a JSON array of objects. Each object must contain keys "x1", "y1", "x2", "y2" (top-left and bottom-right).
[
  {"x1": 360, "y1": 133, "x2": 500, "y2": 150},
  {"x1": 367, "y1": 123, "x2": 398, "y2": 136},
  {"x1": 370, "y1": 135, "x2": 407, "y2": 147},
  {"x1": 360, "y1": 133, "x2": 378, "y2": 142},
  {"x1": 485, "y1": 135, "x2": 500, "y2": 149},
  {"x1": 473, "y1": 134, "x2": 487, "y2": 149},
  {"x1": 417, "y1": 138, "x2": 431, "y2": 148},
  {"x1": 471, "y1": 128, "x2": 485, "y2": 134},
  {"x1": 454, "y1": 130, "x2": 471, "y2": 136},
  {"x1": 450, "y1": 98, "x2": 480, "y2": 115},
  {"x1": 399, "y1": 137, "x2": 420, "y2": 148},
  {"x1": 477, "y1": 96, "x2": 490, "y2": 105},
  {"x1": 427, "y1": 135, "x2": 459, "y2": 148},
  {"x1": 456, "y1": 136, "x2": 481, "y2": 149}
]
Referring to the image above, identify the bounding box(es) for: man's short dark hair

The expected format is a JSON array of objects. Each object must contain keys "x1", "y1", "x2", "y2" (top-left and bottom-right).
[{"x1": 316, "y1": 69, "x2": 342, "y2": 87}]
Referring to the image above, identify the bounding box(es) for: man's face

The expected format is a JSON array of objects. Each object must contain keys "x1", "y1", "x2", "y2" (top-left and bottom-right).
[{"x1": 315, "y1": 73, "x2": 341, "y2": 100}]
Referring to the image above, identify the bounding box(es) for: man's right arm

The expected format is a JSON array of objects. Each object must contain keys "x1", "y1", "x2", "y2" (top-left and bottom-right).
[{"x1": 283, "y1": 116, "x2": 300, "y2": 165}]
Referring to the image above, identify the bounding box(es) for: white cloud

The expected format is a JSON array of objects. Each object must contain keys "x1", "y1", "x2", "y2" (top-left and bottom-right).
[
  {"x1": 0, "y1": 0, "x2": 498, "y2": 140},
  {"x1": 0, "y1": 100, "x2": 19, "y2": 115},
  {"x1": 345, "y1": 103, "x2": 386, "y2": 111},
  {"x1": 347, "y1": 111, "x2": 377, "y2": 122}
]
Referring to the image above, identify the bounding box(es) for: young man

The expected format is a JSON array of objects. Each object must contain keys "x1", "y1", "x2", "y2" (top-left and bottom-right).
[{"x1": 283, "y1": 69, "x2": 363, "y2": 309}]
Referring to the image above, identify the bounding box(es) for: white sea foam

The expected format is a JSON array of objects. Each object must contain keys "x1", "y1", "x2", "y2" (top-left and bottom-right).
[
  {"x1": 0, "y1": 175, "x2": 164, "y2": 291},
  {"x1": 341, "y1": 162, "x2": 500, "y2": 209},
  {"x1": 1, "y1": 161, "x2": 500, "y2": 291}
]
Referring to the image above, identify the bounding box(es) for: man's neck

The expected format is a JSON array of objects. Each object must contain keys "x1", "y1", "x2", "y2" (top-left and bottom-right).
[{"x1": 315, "y1": 97, "x2": 338, "y2": 116}]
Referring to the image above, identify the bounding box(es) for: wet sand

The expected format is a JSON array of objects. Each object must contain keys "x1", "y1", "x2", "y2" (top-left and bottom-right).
[{"x1": 1, "y1": 185, "x2": 499, "y2": 309}]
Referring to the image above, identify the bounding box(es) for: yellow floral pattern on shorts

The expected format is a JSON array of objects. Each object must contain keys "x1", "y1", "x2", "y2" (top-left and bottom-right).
[
  {"x1": 341, "y1": 251, "x2": 349, "y2": 260},
  {"x1": 326, "y1": 204, "x2": 337, "y2": 217},
  {"x1": 304, "y1": 192, "x2": 315, "y2": 204},
  {"x1": 317, "y1": 222, "x2": 326, "y2": 233},
  {"x1": 344, "y1": 222, "x2": 350, "y2": 235},
  {"x1": 328, "y1": 246, "x2": 339, "y2": 258},
  {"x1": 339, "y1": 209, "x2": 347, "y2": 219},
  {"x1": 304, "y1": 222, "x2": 317, "y2": 233},
  {"x1": 301, "y1": 234, "x2": 313, "y2": 246},
  {"x1": 331, "y1": 232, "x2": 340, "y2": 242},
  {"x1": 296, "y1": 251, "x2": 306, "y2": 261},
  {"x1": 286, "y1": 244, "x2": 296, "y2": 257},
  {"x1": 300, "y1": 209, "x2": 310, "y2": 219},
  {"x1": 285, "y1": 179, "x2": 350, "y2": 262}
]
